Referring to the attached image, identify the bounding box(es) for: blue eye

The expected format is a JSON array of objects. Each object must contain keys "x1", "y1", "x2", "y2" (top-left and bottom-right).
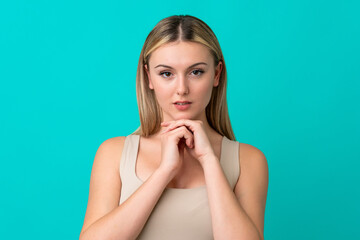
[{"x1": 160, "y1": 71, "x2": 172, "y2": 78}]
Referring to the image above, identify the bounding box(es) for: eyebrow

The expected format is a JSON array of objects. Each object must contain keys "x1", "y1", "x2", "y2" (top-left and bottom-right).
[{"x1": 154, "y1": 62, "x2": 208, "y2": 69}]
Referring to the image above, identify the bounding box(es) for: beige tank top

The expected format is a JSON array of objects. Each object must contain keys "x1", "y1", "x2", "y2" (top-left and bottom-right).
[{"x1": 119, "y1": 134, "x2": 240, "y2": 240}]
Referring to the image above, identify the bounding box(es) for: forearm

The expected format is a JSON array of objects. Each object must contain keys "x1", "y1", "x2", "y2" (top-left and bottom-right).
[
  {"x1": 80, "y1": 168, "x2": 172, "y2": 240},
  {"x1": 202, "y1": 156, "x2": 262, "y2": 240}
]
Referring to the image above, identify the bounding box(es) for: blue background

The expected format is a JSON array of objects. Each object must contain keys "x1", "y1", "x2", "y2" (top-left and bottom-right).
[{"x1": 1, "y1": 0, "x2": 359, "y2": 239}]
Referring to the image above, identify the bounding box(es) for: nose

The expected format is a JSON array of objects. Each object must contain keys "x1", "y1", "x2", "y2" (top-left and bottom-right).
[{"x1": 176, "y1": 75, "x2": 189, "y2": 95}]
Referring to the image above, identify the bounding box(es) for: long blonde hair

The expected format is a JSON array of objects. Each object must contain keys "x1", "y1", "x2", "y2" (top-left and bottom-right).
[{"x1": 133, "y1": 15, "x2": 236, "y2": 141}]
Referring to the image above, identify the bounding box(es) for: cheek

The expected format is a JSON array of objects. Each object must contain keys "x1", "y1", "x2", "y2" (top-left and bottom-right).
[
  {"x1": 152, "y1": 82, "x2": 172, "y2": 104},
  {"x1": 197, "y1": 81, "x2": 214, "y2": 101}
]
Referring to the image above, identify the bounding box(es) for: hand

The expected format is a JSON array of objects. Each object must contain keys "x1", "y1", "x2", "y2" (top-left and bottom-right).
[
  {"x1": 158, "y1": 124, "x2": 194, "y2": 179},
  {"x1": 161, "y1": 119, "x2": 216, "y2": 166}
]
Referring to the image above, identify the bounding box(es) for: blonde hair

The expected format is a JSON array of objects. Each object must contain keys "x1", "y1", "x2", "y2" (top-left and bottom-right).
[{"x1": 133, "y1": 15, "x2": 236, "y2": 141}]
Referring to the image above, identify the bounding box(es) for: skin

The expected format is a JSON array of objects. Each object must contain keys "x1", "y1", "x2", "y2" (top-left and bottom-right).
[
  {"x1": 143, "y1": 41, "x2": 224, "y2": 186},
  {"x1": 79, "y1": 41, "x2": 268, "y2": 240}
]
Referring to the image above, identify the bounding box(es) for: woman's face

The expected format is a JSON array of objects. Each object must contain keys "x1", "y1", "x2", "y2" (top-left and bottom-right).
[{"x1": 145, "y1": 41, "x2": 222, "y2": 122}]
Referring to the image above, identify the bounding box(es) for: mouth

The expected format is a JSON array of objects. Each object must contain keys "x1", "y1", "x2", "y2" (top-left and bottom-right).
[
  {"x1": 174, "y1": 101, "x2": 192, "y2": 105},
  {"x1": 173, "y1": 101, "x2": 192, "y2": 110}
]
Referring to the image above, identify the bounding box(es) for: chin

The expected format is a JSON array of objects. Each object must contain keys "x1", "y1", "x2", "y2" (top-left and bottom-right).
[
  {"x1": 173, "y1": 116, "x2": 192, "y2": 120},
  {"x1": 171, "y1": 113, "x2": 201, "y2": 121}
]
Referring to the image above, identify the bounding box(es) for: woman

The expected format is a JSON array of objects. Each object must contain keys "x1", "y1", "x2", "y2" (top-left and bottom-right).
[{"x1": 79, "y1": 15, "x2": 268, "y2": 240}]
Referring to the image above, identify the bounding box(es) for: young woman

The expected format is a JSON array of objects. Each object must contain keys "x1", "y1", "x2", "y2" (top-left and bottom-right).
[{"x1": 79, "y1": 15, "x2": 268, "y2": 240}]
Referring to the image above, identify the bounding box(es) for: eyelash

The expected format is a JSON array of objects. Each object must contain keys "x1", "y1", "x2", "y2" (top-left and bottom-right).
[{"x1": 159, "y1": 69, "x2": 204, "y2": 78}]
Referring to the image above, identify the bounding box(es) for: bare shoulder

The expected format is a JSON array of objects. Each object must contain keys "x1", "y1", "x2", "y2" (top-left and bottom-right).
[
  {"x1": 100, "y1": 136, "x2": 126, "y2": 146},
  {"x1": 236, "y1": 142, "x2": 269, "y2": 197},
  {"x1": 235, "y1": 142, "x2": 269, "y2": 238},
  {"x1": 96, "y1": 136, "x2": 126, "y2": 173},
  {"x1": 79, "y1": 136, "x2": 126, "y2": 237},
  {"x1": 238, "y1": 142, "x2": 268, "y2": 167}
]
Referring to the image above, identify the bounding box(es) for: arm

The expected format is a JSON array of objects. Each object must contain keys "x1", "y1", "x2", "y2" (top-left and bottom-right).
[
  {"x1": 80, "y1": 125, "x2": 195, "y2": 240},
  {"x1": 202, "y1": 143, "x2": 269, "y2": 240},
  {"x1": 160, "y1": 119, "x2": 269, "y2": 239},
  {"x1": 79, "y1": 137, "x2": 173, "y2": 240}
]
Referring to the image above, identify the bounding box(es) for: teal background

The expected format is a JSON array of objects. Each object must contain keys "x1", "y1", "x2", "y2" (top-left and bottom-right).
[{"x1": 1, "y1": 0, "x2": 359, "y2": 239}]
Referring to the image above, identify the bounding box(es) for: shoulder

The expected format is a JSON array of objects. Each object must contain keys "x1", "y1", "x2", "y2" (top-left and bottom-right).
[
  {"x1": 80, "y1": 136, "x2": 127, "y2": 236},
  {"x1": 238, "y1": 142, "x2": 267, "y2": 167},
  {"x1": 234, "y1": 142, "x2": 268, "y2": 238},
  {"x1": 97, "y1": 136, "x2": 126, "y2": 155},
  {"x1": 99, "y1": 136, "x2": 126, "y2": 149},
  {"x1": 236, "y1": 142, "x2": 269, "y2": 193},
  {"x1": 95, "y1": 136, "x2": 127, "y2": 173}
]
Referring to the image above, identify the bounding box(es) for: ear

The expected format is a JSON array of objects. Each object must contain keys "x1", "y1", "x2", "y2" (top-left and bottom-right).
[
  {"x1": 213, "y1": 60, "x2": 223, "y2": 87},
  {"x1": 144, "y1": 64, "x2": 154, "y2": 89}
]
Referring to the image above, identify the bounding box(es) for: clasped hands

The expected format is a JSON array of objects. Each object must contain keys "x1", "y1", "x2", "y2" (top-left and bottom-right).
[{"x1": 159, "y1": 119, "x2": 217, "y2": 172}]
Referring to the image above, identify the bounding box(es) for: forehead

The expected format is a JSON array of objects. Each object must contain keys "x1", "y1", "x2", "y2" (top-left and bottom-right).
[{"x1": 149, "y1": 41, "x2": 213, "y2": 67}]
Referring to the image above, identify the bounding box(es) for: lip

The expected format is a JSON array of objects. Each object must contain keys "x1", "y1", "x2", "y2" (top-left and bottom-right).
[
  {"x1": 173, "y1": 101, "x2": 192, "y2": 110},
  {"x1": 174, "y1": 101, "x2": 192, "y2": 104}
]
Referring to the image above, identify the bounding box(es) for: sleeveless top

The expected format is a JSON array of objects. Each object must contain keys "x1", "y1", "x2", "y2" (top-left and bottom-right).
[{"x1": 119, "y1": 134, "x2": 240, "y2": 240}]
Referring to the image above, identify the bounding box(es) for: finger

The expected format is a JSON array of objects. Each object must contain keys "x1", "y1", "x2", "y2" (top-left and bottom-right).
[
  {"x1": 165, "y1": 119, "x2": 197, "y2": 134},
  {"x1": 161, "y1": 121, "x2": 173, "y2": 126},
  {"x1": 170, "y1": 126, "x2": 194, "y2": 148},
  {"x1": 160, "y1": 122, "x2": 178, "y2": 134},
  {"x1": 161, "y1": 122, "x2": 180, "y2": 134},
  {"x1": 183, "y1": 127, "x2": 195, "y2": 148}
]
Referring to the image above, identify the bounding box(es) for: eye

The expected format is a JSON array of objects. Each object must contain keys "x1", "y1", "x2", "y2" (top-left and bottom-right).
[
  {"x1": 160, "y1": 71, "x2": 172, "y2": 78},
  {"x1": 191, "y1": 69, "x2": 204, "y2": 76}
]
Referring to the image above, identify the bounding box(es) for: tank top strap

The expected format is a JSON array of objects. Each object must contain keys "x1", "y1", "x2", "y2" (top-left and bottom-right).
[
  {"x1": 120, "y1": 134, "x2": 140, "y2": 173},
  {"x1": 119, "y1": 134, "x2": 142, "y2": 205},
  {"x1": 119, "y1": 134, "x2": 139, "y2": 178},
  {"x1": 220, "y1": 137, "x2": 240, "y2": 190}
]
